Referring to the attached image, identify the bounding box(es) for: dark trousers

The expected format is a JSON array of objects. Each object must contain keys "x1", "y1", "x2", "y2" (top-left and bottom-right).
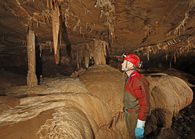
[{"x1": 125, "y1": 111, "x2": 139, "y2": 139}]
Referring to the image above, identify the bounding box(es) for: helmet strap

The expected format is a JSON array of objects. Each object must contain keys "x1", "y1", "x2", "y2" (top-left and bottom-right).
[{"x1": 122, "y1": 71, "x2": 126, "y2": 79}]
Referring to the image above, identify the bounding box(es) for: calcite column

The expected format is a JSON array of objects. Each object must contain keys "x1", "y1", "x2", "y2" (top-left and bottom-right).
[
  {"x1": 27, "y1": 30, "x2": 38, "y2": 87},
  {"x1": 93, "y1": 39, "x2": 107, "y2": 65}
]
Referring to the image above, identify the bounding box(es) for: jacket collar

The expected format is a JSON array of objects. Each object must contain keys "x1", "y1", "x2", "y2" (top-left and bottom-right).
[{"x1": 128, "y1": 70, "x2": 137, "y2": 80}]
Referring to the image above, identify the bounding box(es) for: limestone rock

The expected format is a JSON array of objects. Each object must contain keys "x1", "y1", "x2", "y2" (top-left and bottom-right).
[{"x1": 0, "y1": 65, "x2": 193, "y2": 139}]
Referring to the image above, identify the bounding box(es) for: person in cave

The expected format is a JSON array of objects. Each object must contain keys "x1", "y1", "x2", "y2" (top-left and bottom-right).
[{"x1": 122, "y1": 54, "x2": 150, "y2": 139}]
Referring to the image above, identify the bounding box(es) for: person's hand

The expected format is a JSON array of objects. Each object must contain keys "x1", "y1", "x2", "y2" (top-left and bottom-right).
[{"x1": 135, "y1": 127, "x2": 144, "y2": 139}]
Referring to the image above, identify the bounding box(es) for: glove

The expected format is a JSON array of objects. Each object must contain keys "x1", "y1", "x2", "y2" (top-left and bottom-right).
[{"x1": 135, "y1": 127, "x2": 144, "y2": 139}]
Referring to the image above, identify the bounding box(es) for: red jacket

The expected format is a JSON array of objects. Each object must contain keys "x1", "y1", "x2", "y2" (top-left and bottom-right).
[{"x1": 123, "y1": 70, "x2": 150, "y2": 121}]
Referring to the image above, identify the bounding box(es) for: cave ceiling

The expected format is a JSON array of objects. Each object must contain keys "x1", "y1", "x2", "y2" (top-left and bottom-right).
[{"x1": 0, "y1": 0, "x2": 194, "y2": 59}]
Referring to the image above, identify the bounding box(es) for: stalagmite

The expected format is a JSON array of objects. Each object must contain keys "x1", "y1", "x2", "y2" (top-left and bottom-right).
[
  {"x1": 71, "y1": 39, "x2": 109, "y2": 69},
  {"x1": 26, "y1": 30, "x2": 38, "y2": 87},
  {"x1": 52, "y1": 2, "x2": 60, "y2": 64}
]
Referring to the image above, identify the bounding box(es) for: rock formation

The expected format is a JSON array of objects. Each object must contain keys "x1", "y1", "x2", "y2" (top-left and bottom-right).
[
  {"x1": 0, "y1": 0, "x2": 194, "y2": 70},
  {"x1": 26, "y1": 30, "x2": 38, "y2": 87},
  {"x1": 0, "y1": 65, "x2": 193, "y2": 139}
]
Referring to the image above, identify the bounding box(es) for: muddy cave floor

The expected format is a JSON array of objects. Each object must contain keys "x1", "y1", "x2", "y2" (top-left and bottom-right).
[{"x1": 0, "y1": 66, "x2": 195, "y2": 139}]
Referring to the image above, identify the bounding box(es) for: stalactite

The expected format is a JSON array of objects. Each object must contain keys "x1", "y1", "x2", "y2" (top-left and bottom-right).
[
  {"x1": 84, "y1": 49, "x2": 90, "y2": 68},
  {"x1": 44, "y1": 15, "x2": 50, "y2": 24},
  {"x1": 134, "y1": 34, "x2": 194, "y2": 63},
  {"x1": 78, "y1": 45, "x2": 84, "y2": 67},
  {"x1": 73, "y1": 19, "x2": 81, "y2": 32},
  {"x1": 52, "y1": 2, "x2": 60, "y2": 64},
  {"x1": 50, "y1": 0, "x2": 53, "y2": 9},
  {"x1": 36, "y1": 21, "x2": 39, "y2": 28},
  {"x1": 48, "y1": 41, "x2": 53, "y2": 53},
  {"x1": 179, "y1": 47, "x2": 182, "y2": 56},
  {"x1": 173, "y1": 38, "x2": 177, "y2": 43},
  {"x1": 55, "y1": 47, "x2": 60, "y2": 64},
  {"x1": 146, "y1": 46, "x2": 150, "y2": 61},
  {"x1": 177, "y1": 50, "x2": 180, "y2": 58},
  {"x1": 165, "y1": 51, "x2": 169, "y2": 60},
  {"x1": 162, "y1": 45, "x2": 168, "y2": 51},
  {"x1": 167, "y1": 0, "x2": 194, "y2": 36},
  {"x1": 25, "y1": 25, "x2": 29, "y2": 32},
  {"x1": 71, "y1": 39, "x2": 108, "y2": 69},
  {"x1": 95, "y1": 0, "x2": 115, "y2": 43},
  {"x1": 174, "y1": 53, "x2": 177, "y2": 64},
  {"x1": 151, "y1": 46, "x2": 158, "y2": 54},
  {"x1": 47, "y1": 0, "x2": 49, "y2": 8},
  {"x1": 76, "y1": 50, "x2": 79, "y2": 69}
]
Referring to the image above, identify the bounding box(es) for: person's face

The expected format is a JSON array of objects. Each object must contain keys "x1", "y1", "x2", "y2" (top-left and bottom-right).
[
  {"x1": 121, "y1": 60, "x2": 134, "y2": 71},
  {"x1": 121, "y1": 60, "x2": 127, "y2": 71}
]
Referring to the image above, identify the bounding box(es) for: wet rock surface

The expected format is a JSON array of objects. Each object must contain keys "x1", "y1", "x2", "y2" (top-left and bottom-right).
[
  {"x1": 0, "y1": 65, "x2": 194, "y2": 138},
  {"x1": 172, "y1": 101, "x2": 195, "y2": 139}
]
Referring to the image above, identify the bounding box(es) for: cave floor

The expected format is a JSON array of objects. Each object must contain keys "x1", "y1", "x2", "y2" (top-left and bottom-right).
[{"x1": 0, "y1": 67, "x2": 194, "y2": 139}]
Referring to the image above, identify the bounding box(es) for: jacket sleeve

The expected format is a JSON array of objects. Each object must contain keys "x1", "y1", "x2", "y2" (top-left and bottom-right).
[{"x1": 132, "y1": 78, "x2": 150, "y2": 121}]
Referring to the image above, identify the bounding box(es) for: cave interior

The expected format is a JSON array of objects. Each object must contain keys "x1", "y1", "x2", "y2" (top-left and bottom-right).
[{"x1": 0, "y1": 0, "x2": 195, "y2": 138}]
